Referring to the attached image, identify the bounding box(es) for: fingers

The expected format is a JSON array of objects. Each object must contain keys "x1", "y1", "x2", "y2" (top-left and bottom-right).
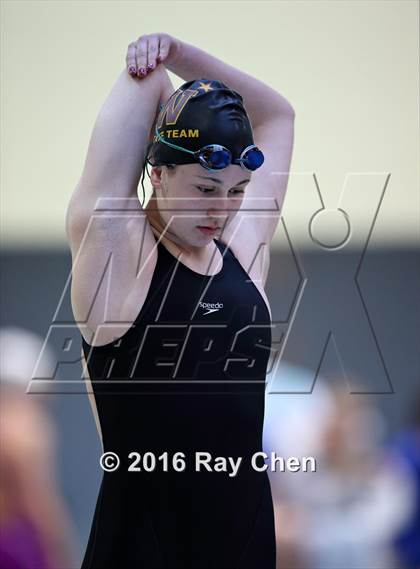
[
  {"x1": 126, "y1": 34, "x2": 166, "y2": 79},
  {"x1": 135, "y1": 35, "x2": 149, "y2": 77},
  {"x1": 147, "y1": 35, "x2": 159, "y2": 71},
  {"x1": 126, "y1": 42, "x2": 137, "y2": 76}
]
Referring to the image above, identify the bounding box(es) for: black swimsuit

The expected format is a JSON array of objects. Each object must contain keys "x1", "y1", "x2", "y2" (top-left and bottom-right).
[{"x1": 80, "y1": 238, "x2": 276, "y2": 569}]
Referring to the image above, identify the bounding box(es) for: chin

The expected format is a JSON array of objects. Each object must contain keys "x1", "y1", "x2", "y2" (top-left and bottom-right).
[
  {"x1": 169, "y1": 230, "x2": 199, "y2": 247},
  {"x1": 195, "y1": 229, "x2": 218, "y2": 239}
]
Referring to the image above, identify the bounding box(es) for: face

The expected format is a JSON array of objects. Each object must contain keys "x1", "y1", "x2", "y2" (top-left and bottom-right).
[{"x1": 149, "y1": 163, "x2": 251, "y2": 248}]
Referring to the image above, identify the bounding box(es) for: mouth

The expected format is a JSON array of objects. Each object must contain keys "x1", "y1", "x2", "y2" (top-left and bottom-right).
[{"x1": 196, "y1": 226, "x2": 221, "y2": 234}]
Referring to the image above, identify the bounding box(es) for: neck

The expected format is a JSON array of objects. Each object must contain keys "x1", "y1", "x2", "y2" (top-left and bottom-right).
[{"x1": 145, "y1": 196, "x2": 202, "y2": 257}]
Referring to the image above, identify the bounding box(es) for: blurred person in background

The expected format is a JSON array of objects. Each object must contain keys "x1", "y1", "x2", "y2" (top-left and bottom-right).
[
  {"x1": 0, "y1": 327, "x2": 78, "y2": 569},
  {"x1": 264, "y1": 365, "x2": 336, "y2": 569},
  {"x1": 391, "y1": 391, "x2": 420, "y2": 568},
  {"x1": 264, "y1": 370, "x2": 416, "y2": 569},
  {"x1": 304, "y1": 384, "x2": 415, "y2": 569}
]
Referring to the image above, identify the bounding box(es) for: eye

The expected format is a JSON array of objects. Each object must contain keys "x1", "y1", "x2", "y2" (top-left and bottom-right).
[{"x1": 195, "y1": 186, "x2": 245, "y2": 194}]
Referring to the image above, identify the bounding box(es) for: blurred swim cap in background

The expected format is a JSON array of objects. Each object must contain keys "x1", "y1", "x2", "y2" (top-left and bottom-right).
[{"x1": 148, "y1": 78, "x2": 255, "y2": 167}]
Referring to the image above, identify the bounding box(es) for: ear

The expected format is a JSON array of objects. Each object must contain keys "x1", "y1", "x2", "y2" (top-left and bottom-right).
[{"x1": 150, "y1": 166, "x2": 163, "y2": 190}]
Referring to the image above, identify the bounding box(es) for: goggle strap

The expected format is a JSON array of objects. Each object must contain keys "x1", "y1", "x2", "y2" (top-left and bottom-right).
[{"x1": 154, "y1": 126, "x2": 196, "y2": 156}]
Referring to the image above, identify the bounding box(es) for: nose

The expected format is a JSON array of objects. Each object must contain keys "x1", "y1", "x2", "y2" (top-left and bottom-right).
[
  {"x1": 206, "y1": 192, "x2": 241, "y2": 225},
  {"x1": 206, "y1": 206, "x2": 229, "y2": 227},
  {"x1": 206, "y1": 195, "x2": 232, "y2": 215}
]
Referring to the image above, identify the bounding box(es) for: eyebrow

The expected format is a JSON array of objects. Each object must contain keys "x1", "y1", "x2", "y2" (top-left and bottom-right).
[{"x1": 196, "y1": 176, "x2": 251, "y2": 186}]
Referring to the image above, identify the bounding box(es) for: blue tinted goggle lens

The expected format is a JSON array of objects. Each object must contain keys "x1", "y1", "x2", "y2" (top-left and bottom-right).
[
  {"x1": 242, "y1": 147, "x2": 264, "y2": 171},
  {"x1": 206, "y1": 149, "x2": 231, "y2": 169}
]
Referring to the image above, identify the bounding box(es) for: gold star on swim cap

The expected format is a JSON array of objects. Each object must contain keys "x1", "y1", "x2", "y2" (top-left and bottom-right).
[{"x1": 198, "y1": 81, "x2": 213, "y2": 93}]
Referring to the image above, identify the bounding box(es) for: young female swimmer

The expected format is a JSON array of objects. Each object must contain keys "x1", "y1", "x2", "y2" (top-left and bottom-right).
[{"x1": 67, "y1": 32, "x2": 295, "y2": 569}]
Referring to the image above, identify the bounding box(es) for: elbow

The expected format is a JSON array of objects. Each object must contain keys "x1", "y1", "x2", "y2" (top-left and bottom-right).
[
  {"x1": 274, "y1": 96, "x2": 295, "y2": 119},
  {"x1": 281, "y1": 102, "x2": 295, "y2": 119}
]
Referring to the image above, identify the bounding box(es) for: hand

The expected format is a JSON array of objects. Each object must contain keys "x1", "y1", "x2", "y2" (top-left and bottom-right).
[{"x1": 126, "y1": 33, "x2": 181, "y2": 78}]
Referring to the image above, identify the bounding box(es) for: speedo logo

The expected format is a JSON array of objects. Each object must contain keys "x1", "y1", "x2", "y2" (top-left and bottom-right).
[{"x1": 199, "y1": 301, "x2": 224, "y2": 316}]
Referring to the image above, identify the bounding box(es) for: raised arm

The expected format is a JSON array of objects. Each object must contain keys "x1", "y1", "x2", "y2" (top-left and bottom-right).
[
  {"x1": 165, "y1": 40, "x2": 294, "y2": 123},
  {"x1": 65, "y1": 41, "x2": 176, "y2": 344},
  {"x1": 66, "y1": 57, "x2": 174, "y2": 230}
]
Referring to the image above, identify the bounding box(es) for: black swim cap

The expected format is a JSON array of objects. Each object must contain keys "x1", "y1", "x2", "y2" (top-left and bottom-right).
[{"x1": 148, "y1": 78, "x2": 255, "y2": 167}]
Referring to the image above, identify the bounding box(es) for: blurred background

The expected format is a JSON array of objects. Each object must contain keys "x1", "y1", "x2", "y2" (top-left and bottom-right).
[{"x1": 1, "y1": 1, "x2": 419, "y2": 568}]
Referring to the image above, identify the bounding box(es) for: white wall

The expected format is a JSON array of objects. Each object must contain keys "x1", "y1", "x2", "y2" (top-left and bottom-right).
[{"x1": 1, "y1": 1, "x2": 418, "y2": 248}]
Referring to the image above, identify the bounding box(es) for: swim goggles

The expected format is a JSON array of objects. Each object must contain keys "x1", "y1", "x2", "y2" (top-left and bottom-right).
[{"x1": 152, "y1": 125, "x2": 264, "y2": 172}]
